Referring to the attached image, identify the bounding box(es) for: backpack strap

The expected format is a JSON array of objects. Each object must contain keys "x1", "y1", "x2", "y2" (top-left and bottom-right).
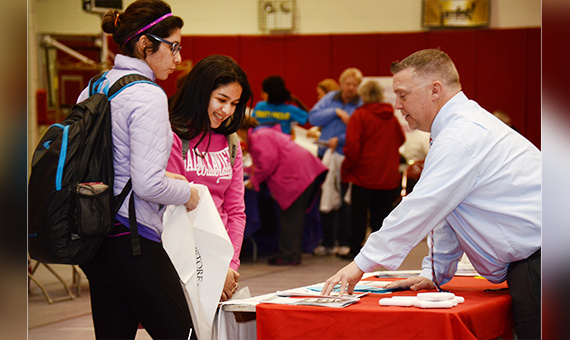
[
  {"x1": 114, "y1": 179, "x2": 131, "y2": 216},
  {"x1": 105, "y1": 73, "x2": 159, "y2": 257},
  {"x1": 182, "y1": 139, "x2": 190, "y2": 161},
  {"x1": 181, "y1": 133, "x2": 239, "y2": 167},
  {"x1": 108, "y1": 74, "x2": 158, "y2": 99},
  {"x1": 227, "y1": 133, "x2": 239, "y2": 167},
  {"x1": 129, "y1": 192, "x2": 141, "y2": 256},
  {"x1": 88, "y1": 72, "x2": 106, "y2": 97}
]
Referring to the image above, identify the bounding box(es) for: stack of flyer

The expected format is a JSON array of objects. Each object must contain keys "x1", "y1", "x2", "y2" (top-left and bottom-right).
[{"x1": 260, "y1": 287, "x2": 368, "y2": 308}]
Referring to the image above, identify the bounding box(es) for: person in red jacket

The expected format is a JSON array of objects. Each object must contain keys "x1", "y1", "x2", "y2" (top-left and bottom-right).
[{"x1": 341, "y1": 80, "x2": 405, "y2": 260}]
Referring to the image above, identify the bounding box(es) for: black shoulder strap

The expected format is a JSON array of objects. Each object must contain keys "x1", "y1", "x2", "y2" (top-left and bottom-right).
[
  {"x1": 227, "y1": 133, "x2": 239, "y2": 167},
  {"x1": 182, "y1": 139, "x2": 190, "y2": 161},
  {"x1": 88, "y1": 73, "x2": 105, "y2": 97},
  {"x1": 114, "y1": 179, "x2": 131, "y2": 216},
  {"x1": 104, "y1": 73, "x2": 155, "y2": 257},
  {"x1": 129, "y1": 192, "x2": 141, "y2": 256},
  {"x1": 108, "y1": 74, "x2": 155, "y2": 99}
]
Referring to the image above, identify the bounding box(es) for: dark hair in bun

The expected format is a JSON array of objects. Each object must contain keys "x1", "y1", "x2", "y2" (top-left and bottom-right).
[{"x1": 101, "y1": 0, "x2": 183, "y2": 57}]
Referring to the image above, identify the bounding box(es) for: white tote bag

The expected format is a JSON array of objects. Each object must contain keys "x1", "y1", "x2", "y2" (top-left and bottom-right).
[
  {"x1": 162, "y1": 184, "x2": 234, "y2": 340},
  {"x1": 319, "y1": 148, "x2": 344, "y2": 213}
]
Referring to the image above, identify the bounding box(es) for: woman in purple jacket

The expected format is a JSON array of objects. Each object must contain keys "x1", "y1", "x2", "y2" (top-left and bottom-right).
[
  {"x1": 239, "y1": 116, "x2": 328, "y2": 265},
  {"x1": 77, "y1": 1, "x2": 198, "y2": 339}
]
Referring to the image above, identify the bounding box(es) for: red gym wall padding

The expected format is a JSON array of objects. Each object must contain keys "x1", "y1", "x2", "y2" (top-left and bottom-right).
[{"x1": 106, "y1": 28, "x2": 541, "y2": 148}]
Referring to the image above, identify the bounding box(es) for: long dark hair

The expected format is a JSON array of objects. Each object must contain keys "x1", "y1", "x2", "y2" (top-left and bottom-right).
[
  {"x1": 101, "y1": 0, "x2": 183, "y2": 57},
  {"x1": 262, "y1": 75, "x2": 291, "y2": 104},
  {"x1": 170, "y1": 55, "x2": 253, "y2": 146}
]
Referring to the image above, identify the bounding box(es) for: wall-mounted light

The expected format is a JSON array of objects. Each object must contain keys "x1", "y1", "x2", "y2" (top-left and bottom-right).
[{"x1": 258, "y1": 0, "x2": 296, "y2": 33}]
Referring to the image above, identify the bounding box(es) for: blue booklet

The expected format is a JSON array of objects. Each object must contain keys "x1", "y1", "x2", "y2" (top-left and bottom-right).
[{"x1": 305, "y1": 281, "x2": 409, "y2": 294}]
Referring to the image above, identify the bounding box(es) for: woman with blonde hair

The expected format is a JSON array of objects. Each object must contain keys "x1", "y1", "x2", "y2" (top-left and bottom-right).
[
  {"x1": 308, "y1": 67, "x2": 363, "y2": 257},
  {"x1": 316, "y1": 78, "x2": 339, "y2": 100}
]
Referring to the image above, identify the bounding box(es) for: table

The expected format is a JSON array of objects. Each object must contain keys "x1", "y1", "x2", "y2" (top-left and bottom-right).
[{"x1": 255, "y1": 276, "x2": 514, "y2": 340}]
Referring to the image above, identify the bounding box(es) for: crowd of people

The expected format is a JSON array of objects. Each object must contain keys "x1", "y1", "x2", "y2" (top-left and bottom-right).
[{"x1": 55, "y1": 1, "x2": 541, "y2": 339}]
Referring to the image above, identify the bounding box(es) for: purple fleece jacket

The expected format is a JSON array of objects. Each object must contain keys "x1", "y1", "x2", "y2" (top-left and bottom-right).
[{"x1": 77, "y1": 54, "x2": 191, "y2": 242}]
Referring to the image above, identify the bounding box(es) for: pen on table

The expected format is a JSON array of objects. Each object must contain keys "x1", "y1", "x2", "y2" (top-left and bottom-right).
[
  {"x1": 484, "y1": 288, "x2": 509, "y2": 292},
  {"x1": 386, "y1": 286, "x2": 410, "y2": 292}
]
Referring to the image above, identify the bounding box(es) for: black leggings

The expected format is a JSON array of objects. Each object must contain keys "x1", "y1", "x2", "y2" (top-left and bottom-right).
[
  {"x1": 349, "y1": 184, "x2": 400, "y2": 255},
  {"x1": 507, "y1": 249, "x2": 541, "y2": 340},
  {"x1": 80, "y1": 224, "x2": 196, "y2": 340}
]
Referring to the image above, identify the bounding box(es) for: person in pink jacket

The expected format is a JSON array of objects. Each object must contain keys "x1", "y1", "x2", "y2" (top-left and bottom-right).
[
  {"x1": 167, "y1": 55, "x2": 253, "y2": 301},
  {"x1": 240, "y1": 116, "x2": 328, "y2": 265}
]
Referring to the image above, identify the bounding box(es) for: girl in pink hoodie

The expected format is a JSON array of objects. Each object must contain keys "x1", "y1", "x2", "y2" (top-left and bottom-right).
[{"x1": 168, "y1": 55, "x2": 253, "y2": 301}]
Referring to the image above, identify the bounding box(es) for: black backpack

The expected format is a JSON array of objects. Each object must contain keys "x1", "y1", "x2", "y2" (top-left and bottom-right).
[{"x1": 28, "y1": 73, "x2": 155, "y2": 264}]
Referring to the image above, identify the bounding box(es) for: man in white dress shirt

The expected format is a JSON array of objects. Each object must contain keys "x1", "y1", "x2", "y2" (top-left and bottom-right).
[{"x1": 322, "y1": 49, "x2": 541, "y2": 340}]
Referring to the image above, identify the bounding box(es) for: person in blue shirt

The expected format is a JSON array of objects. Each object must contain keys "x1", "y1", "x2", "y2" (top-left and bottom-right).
[
  {"x1": 322, "y1": 49, "x2": 541, "y2": 340},
  {"x1": 309, "y1": 68, "x2": 363, "y2": 158},
  {"x1": 251, "y1": 75, "x2": 308, "y2": 135},
  {"x1": 309, "y1": 67, "x2": 363, "y2": 258}
]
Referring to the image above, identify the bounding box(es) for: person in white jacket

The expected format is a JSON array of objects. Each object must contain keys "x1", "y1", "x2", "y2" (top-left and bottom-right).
[{"x1": 77, "y1": 1, "x2": 199, "y2": 339}]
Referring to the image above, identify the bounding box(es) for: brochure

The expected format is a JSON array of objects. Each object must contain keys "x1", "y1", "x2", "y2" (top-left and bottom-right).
[{"x1": 261, "y1": 295, "x2": 362, "y2": 308}]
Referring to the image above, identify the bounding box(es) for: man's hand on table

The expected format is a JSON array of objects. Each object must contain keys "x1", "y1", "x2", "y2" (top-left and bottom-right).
[
  {"x1": 384, "y1": 276, "x2": 435, "y2": 291},
  {"x1": 321, "y1": 261, "x2": 364, "y2": 297}
]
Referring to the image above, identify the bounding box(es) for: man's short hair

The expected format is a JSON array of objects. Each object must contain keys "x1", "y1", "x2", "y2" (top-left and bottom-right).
[{"x1": 390, "y1": 49, "x2": 461, "y2": 89}]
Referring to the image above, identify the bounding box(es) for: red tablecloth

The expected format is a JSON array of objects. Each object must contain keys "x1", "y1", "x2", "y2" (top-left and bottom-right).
[{"x1": 256, "y1": 276, "x2": 513, "y2": 340}]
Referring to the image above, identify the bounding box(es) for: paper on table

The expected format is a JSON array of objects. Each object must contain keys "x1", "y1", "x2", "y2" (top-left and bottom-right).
[
  {"x1": 261, "y1": 295, "x2": 362, "y2": 308},
  {"x1": 276, "y1": 287, "x2": 369, "y2": 299},
  {"x1": 305, "y1": 280, "x2": 397, "y2": 294},
  {"x1": 372, "y1": 270, "x2": 421, "y2": 278}
]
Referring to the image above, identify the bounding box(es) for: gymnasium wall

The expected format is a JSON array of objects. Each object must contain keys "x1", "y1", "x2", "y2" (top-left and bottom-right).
[{"x1": 115, "y1": 28, "x2": 540, "y2": 148}]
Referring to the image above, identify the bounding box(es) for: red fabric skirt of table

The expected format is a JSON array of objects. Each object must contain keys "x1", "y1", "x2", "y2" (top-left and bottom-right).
[{"x1": 256, "y1": 276, "x2": 514, "y2": 340}]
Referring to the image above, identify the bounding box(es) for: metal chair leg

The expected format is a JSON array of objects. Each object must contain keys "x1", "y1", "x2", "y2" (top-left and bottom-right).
[
  {"x1": 72, "y1": 265, "x2": 81, "y2": 297},
  {"x1": 28, "y1": 261, "x2": 76, "y2": 304}
]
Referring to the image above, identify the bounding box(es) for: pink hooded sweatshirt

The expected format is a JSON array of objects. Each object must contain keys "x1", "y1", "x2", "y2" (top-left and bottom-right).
[{"x1": 247, "y1": 125, "x2": 328, "y2": 210}]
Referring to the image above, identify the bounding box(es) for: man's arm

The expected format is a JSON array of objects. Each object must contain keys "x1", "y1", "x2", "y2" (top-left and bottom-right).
[
  {"x1": 385, "y1": 221, "x2": 463, "y2": 291},
  {"x1": 419, "y1": 221, "x2": 464, "y2": 286},
  {"x1": 355, "y1": 136, "x2": 480, "y2": 274}
]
